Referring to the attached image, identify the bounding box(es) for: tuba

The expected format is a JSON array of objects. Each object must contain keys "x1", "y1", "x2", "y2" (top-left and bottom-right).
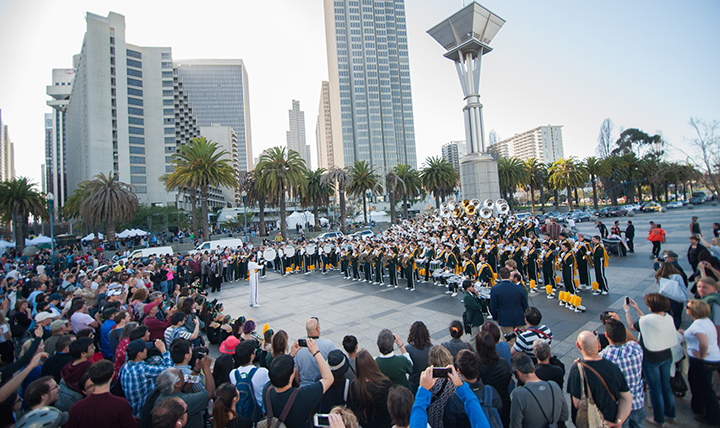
[
  {"x1": 496, "y1": 199, "x2": 510, "y2": 215},
  {"x1": 465, "y1": 204, "x2": 476, "y2": 216},
  {"x1": 483, "y1": 198, "x2": 494, "y2": 209},
  {"x1": 479, "y1": 207, "x2": 493, "y2": 219},
  {"x1": 452, "y1": 206, "x2": 463, "y2": 219}
]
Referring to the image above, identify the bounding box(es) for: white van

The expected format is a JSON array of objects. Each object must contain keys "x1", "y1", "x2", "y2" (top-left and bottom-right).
[
  {"x1": 187, "y1": 239, "x2": 245, "y2": 255},
  {"x1": 127, "y1": 246, "x2": 175, "y2": 259}
]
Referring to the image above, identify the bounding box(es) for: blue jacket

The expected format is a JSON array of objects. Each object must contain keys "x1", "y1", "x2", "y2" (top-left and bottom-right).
[
  {"x1": 489, "y1": 280, "x2": 528, "y2": 327},
  {"x1": 411, "y1": 383, "x2": 489, "y2": 428}
]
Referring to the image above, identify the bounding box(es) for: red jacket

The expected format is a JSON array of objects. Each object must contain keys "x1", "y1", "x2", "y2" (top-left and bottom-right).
[
  {"x1": 143, "y1": 316, "x2": 172, "y2": 341},
  {"x1": 647, "y1": 228, "x2": 666, "y2": 243}
]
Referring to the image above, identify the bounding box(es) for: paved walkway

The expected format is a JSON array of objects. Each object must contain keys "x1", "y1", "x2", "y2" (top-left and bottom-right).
[{"x1": 209, "y1": 203, "x2": 719, "y2": 427}]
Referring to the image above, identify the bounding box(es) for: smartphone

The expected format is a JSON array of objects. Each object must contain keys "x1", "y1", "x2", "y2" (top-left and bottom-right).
[
  {"x1": 313, "y1": 414, "x2": 330, "y2": 427},
  {"x1": 432, "y1": 368, "x2": 450, "y2": 378},
  {"x1": 625, "y1": 297, "x2": 630, "y2": 305},
  {"x1": 298, "y1": 339, "x2": 308, "y2": 347}
]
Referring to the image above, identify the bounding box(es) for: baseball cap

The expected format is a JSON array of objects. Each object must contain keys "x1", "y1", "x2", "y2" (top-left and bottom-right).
[
  {"x1": 34, "y1": 312, "x2": 53, "y2": 323},
  {"x1": 149, "y1": 291, "x2": 163, "y2": 301},
  {"x1": 219, "y1": 336, "x2": 240, "y2": 354},
  {"x1": 48, "y1": 293, "x2": 62, "y2": 302},
  {"x1": 327, "y1": 350, "x2": 349, "y2": 375},
  {"x1": 143, "y1": 301, "x2": 159, "y2": 315},
  {"x1": 666, "y1": 251, "x2": 679, "y2": 259},
  {"x1": 49, "y1": 319, "x2": 69, "y2": 332},
  {"x1": 126, "y1": 339, "x2": 148, "y2": 355}
]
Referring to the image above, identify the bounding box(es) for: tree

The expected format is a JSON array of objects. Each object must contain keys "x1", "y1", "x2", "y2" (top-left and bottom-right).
[
  {"x1": 548, "y1": 157, "x2": 587, "y2": 211},
  {"x1": 612, "y1": 128, "x2": 664, "y2": 158},
  {"x1": 301, "y1": 168, "x2": 334, "y2": 230},
  {"x1": 524, "y1": 158, "x2": 544, "y2": 213},
  {"x1": 393, "y1": 163, "x2": 421, "y2": 220},
  {"x1": 160, "y1": 173, "x2": 199, "y2": 238},
  {"x1": 376, "y1": 172, "x2": 405, "y2": 224},
  {"x1": 687, "y1": 117, "x2": 720, "y2": 195},
  {"x1": 323, "y1": 166, "x2": 351, "y2": 234},
  {"x1": 496, "y1": 157, "x2": 529, "y2": 210},
  {"x1": 420, "y1": 156, "x2": 458, "y2": 209},
  {"x1": 78, "y1": 172, "x2": 138, "y2": 246},
  {"x1": 239, "y1": 170, "x2": 272, "y2": 236},
  {"x1": 168, "y1": 137, "x2": 237, "y2": 240},
  {"x1": 584, "y1": 157, "x2": 610, "y2": 210},
  {"x1": 0, "y1": 177, "x2": 47, "y2": 252},
  {"x1": 596, "y1": 118, "x2": 614, "y2": 159},
  {"x1": 256, "y1": 147, "x2": 307, "y2": 240},
  {"x1": 347, "y1": 160, "x2": 380, "y2": 225}
]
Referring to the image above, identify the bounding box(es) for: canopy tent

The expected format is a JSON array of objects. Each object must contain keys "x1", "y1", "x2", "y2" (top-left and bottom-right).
[
  {"x1": 26, "y1": 235, "x2": 53, "y2": 246},
  {"x1": 82, "y1": 233, "x2": 104, "y2": 241},
  {"x1": 131, "y1": 229, "x2": 148, "y2": 236},
  {"x1": 285, "y1": 211, "x2": 315, "y2": 228},
  {"x1": 116, "y1": 229, "x2": 147, "y2": 238},
  {"x1": 353, "y1": 211, "x2": 391, "y2": 223},
  {"x1": 319, "y1": 217, "x2": 330, "y2": 226},
  {"x1": 0, "y1": 240, "x2": 15, "y2": 248}
]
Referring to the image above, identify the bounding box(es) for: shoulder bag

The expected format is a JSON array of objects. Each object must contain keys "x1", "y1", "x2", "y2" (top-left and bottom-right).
[{"x1": 574, "y1": 360, "x2": 612, "y2": 428}]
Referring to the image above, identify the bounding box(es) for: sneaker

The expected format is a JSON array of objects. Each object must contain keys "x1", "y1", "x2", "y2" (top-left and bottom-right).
[
  {"x1": 486, "y1": 314, "x2": 493, "y2": 319},
  {"x1": 252, "y1": 304, "x2": 262, "y2": 308},
  {"x1": 410, "y1": 288, "x2": 415, "y2": 291},
  {"x1": 451, "y1": 292, "x2": 458, "y2": 297},
  {"x1": 601, "y1": 291, "x2": 609, "y2": 295},
  {"x1": 445, "y1": 290, "x2": 452, "y2": 294}
]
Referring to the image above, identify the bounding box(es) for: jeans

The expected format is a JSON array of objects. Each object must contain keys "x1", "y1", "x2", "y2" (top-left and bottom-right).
[
  {"x1": 668, "y1": 299, "x2": 684, "y2": 329},
  {"x1": 651, "y1": 241, "x2": 662, "y2": 257},
  {"x1": 688, "y1": 357, "x2": 720, "y2": 420},
  {"x1": 622, "y1": 407, "x2": 646, "y2": 428},
  {"x1": 643, "y1": 357, "x2": 675, "y2": 424}
]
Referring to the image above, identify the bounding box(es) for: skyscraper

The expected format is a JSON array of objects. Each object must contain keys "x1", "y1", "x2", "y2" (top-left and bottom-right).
[
  {"x1": 46, "y1": 68, "x2": 75, "y2": 209},
  {"x1": 316, "y1": 81, "x2": 337, "y2": 170},
  {"x1": 441, "y1": 141, "x2": 467, "y2": 173},
  {"x1": 174, "y1": 59, "x2": 253, "y2": 171},
  {"x1": 323, "y1": 0, "x2": 417, "y2": 170},
  {"x1": 286, "y1": 100, "x2": 310, "y2": 168},
  {"x1": 0, "y1": 110, "x2": 15, "y2": 182},
  {"x1": 200, "y1": 124, "x2": 239, "y2": 206},
  {"x1": 488, "y1": 125, "x2": 564, "y2": 164}
]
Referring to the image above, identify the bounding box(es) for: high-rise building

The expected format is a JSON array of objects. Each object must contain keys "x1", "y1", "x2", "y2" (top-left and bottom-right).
[
  {"x1": 200, "y1": 124, "x2": 239, "y2": 206},
  {"x1": 316, "y1": 81, "x2": 337, "y2": 170},
  {"x1": 286, "y1": 100, "x2": 310, "y2": 168},
  {"x1": 0, "y1": 110, "x2": 15, "y2": 182},
  {"x1": 488, "y1": 125, "x2": 564, "y2": 164},
  {"x1": 323, "y1": 0, "x2": 417, "y2": 170},
  {"x1": 45, "y1": 68, "x2": 75, "y2": 208},
  {"x1": 441, "y1": 141, "x2": 467, "y2": 173},
  {"x1": 174, "y1": 59, "x2": 253, "y2": 171}
]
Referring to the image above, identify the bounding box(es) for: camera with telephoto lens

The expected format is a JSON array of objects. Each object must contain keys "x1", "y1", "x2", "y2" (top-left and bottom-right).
[{"x1": 504, "y1": 328, "x2": 524, "y2": 341}]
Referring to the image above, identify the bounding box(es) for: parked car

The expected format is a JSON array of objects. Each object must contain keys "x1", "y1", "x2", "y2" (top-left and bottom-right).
[
  {"x1": 514, "y1": 212, "x2": 532, "y2": 220},
  {"x1": 570, "y1": 211, "x2": 592, "y2": 222},
  {"x1": 642, "y1": 202, "x2": 663, "y2": 212},
  {"x1": 688, "y1": 197, "x2": 705, "y2": 205},
  {"x1": 317, "y1": 231, "x2": 345, "y2": 240},
  {"x1": 666, "y1": 201, "x2": 683, "y2": 209},
  {"x1": 607, "y1": 206, "x2": 628, "y2": 216},
  {"x1": 349, "y1": 230, "x2": 374, "y2": 239}
]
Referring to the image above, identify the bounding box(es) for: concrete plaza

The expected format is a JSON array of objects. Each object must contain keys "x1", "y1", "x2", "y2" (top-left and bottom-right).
[{"x1": 211, "y1": 203, "x2": 719, "y2": 427}]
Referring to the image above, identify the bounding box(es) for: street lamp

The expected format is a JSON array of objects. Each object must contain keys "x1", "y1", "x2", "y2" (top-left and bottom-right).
[
  {"x1": 241, "y1": 191, "x2": 248, "y2": 243},
  {"x1": 367, "y1": 190, "x2": 373, "y2": 231},
  {"x1": 46, "y1": 192, "x2": 55, "y2": 275}
]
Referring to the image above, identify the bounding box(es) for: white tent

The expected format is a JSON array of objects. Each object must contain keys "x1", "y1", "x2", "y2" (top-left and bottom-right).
[
  {"x1": 354, "y1": 211, "x2": 391, "y2": 223},
  {"x1": 116, "y1": 229, "x2": 133, "y2": 238},
  {"x1": 26, "y1": 235, "x2": 52, "y2": 246},
  {"x1": 319, "y1": 217, "x2": 330, "y2": 226},
  {"x1": 131, "y1": 229, "x2": 148, "y2": 236},
  {"x1": 82, "y1": 233, "x2": 104, "y2": 241},
  {"x1": 285, "y1": 211, "x2": 314, "y2": 228}
]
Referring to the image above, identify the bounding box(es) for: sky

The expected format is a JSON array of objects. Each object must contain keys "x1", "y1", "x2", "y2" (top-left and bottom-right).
[{"x1": 0, "y1": 0, "x2": 719, "y2": 187}]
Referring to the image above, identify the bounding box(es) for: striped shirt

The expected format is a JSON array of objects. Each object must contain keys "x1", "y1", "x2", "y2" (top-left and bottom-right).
[
  {"x1": 599, "y1": 342, "x2": 644, "y2": 410},
  {"x1": 513, "y1": 325, "x2": 553, "y2": 356}
]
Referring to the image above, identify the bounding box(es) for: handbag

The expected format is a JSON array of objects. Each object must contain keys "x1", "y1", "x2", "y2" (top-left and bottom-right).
[
  {"x1": 658, "y1": 275, "x2": 687, "y2": 302},
  {"x1": 574, "y1": 360, "x2": 611, "y2": 428}
]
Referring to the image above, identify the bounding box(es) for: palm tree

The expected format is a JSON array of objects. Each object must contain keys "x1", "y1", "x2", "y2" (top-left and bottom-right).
[
  {"x1": 584, "y1": 156, "x2": 611, "y2": 210},
  {"x1": 168, "y1": 137, "x2": 237, "y2": 240},
  {"x1": 524, "y1": 158, "x2": 544, "y2": 213},
  {"x1": 393, "y1": 163, "x2": 421, "y2": 220},
  {"x1": 347, "y1": 160, "x2": 380, "y2": 225},
  {"x1": 0, "y1": 177, "x2": 47, "y2": 252},
  {"x1": 377, "y1": 172, "x2": 406, "y2": 224},
  {"x1": 301, "y1": 168, "x2": 334, "y2": 230},
  {"x1": 548, "y1": 157, "x2": 588, "y2": 211},
  {"x1": 420, "y1": 156, "x2": 459, "y2": 209},
  {"x1": 160, "y1": 173, "x2": 199, "y2": 238},
  {"x1": 256, "y1": 147, "x2": 307, "y2": 240},
  {"x1": 497, "y1": 157, "x2": 529, "y2": 210},
  {"x1": 323, "y1": 166, "x2": 351, "y2": 234},
  {"x1": 78, "y1": 172, "x2": 138, "y2": 246},
  {"x1": 239, "y1": 170, "x2": 272, "y2": 236}
]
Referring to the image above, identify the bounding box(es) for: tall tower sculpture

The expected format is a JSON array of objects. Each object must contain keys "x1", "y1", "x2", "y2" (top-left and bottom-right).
[{"x1": 428, "y1": 2, "x2": 504, "y2": 201}]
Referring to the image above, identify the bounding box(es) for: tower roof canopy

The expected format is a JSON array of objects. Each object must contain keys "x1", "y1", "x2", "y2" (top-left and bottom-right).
[{"x1": 427, "y1": 2, "x2": 505, "y2": 61}]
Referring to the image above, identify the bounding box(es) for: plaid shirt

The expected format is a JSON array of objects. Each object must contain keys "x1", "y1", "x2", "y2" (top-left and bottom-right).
[
  {"x1": 600, "y1": 341, "x2": 644, "y2": 410},
  {"x1": 120, "y1": 352, "x2": 174, "y2": 417}
]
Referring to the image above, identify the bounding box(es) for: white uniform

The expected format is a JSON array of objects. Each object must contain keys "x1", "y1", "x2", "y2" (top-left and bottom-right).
[{"x1": 248, "y1": 261, "x2": 263, "y2": 307}]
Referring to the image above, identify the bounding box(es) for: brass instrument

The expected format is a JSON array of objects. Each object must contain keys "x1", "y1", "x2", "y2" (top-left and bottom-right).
[
  {"x1": 400, "y1": 255, "x2": 410, "y2": 269},
  {"x1": 479, "y1": 207, "x2": 493, "y2": 219},
  {"x1": 471, "y1": 199, "x2": 481, "y2": 209},
  {"x1": 462, "y1": 199, "x2": 471, "y2": 208},
  {"x1": 465, "y1": 203, "x2": 476, "y2": 216},
  {"x1": 483, "y1": 198, "x2": 494, "y2": 209},
  {"x1": 452, "y1": 206, "x2": 463, "y2": 219}
]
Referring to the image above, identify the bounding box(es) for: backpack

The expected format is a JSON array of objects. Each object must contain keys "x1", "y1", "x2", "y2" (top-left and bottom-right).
[
  {"x1": 462, "y1": 310, "x2": 472, "y2": 335},
  {"x1": 233, "y1": 367, "x2": 263, "y2": 422},
  {"x1": 257, "y1": 386, "x2": 300, "y2": 428},
  {"x1": 471, "y1": 384, "x2": 502, "y2": 428},
  {"x1": 523, "y1": 381, "x2": 557, "y2": 428}
]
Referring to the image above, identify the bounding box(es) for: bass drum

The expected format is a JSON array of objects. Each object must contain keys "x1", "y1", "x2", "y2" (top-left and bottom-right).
[
  {"x1": 306, "y1": 244, "x2": 317, "y2": 255},
  {"x1": 324, "y1": 244, "x2": 334, "y2": 254},
  {"x1": 263, "y1": 248, "x2": 277, "y2": 261},
  {"x1": 284, "y1": 246, "x2": 296, "y2": 258}
]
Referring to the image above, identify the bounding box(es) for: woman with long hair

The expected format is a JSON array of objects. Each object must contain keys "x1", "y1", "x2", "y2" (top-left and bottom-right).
[
  {"x1": 405, "y1": 321, "x2": 432, "y2": 393},
  {"x1": 267, "y1": 330, "x2": 288, "y2": 367},
  {"x1": 475, "y1": 331, "x2": 511, "y2": 428},
  {"x1": 682, "y1": 300, "x2": 720, "y2": 424},
  {"x1": 480, "y1": 321, "x2": 512, "y2": 371},
  {"x1": 426, "y1": 345, "x2": 455, "y2": 428},
  {"x1": 113, "y1": 321, "x2": 139, "y2": 383},
  {"x1": 348, "y1": 349, "x2": 392, "y2": 428},
  {"x1": 655, "y1": 261, "x2": 686, "y2": 329},
  {"x1": 212, "y1": 383, "x2": 252, "y2": 428}
]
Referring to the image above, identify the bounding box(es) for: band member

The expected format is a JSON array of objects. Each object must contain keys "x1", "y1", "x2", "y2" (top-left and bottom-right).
[
  {"x1": 351, "y1": 249, "x2": 360, "y2": 280},
  {"x1": 321, "y1": 246, "x2": 331, "y2": 275},
  {"x1": 363, "y1": 247, "x2": 372, "y2": 283},
  {"x1": 591, "y1": 235, "x2": 610, "y2": 295},
  {"x1": 445, "y1": 244, "x2": 459, "y2": 275},
  {"x1": 374, "y1": 246, "x2": 384, "y2": 285},
  {"x1": 341, "y1": 248, "x2": 350, "y2": 278},
  {"x1": 560, "y1": 241, "x2": 576, "y2": 295},
  {"x1": 512, "y1": 238, "x2": 525, "y2": 276},
  {"x1": 386, "y1": 249, "x2": 398, "y2": 287},
  {"x1": 477, "y1": 253, "x2": 495, "y2": 287},
  {"x1": 421, "y1": 243, "x2": 433, "y2": 284},
  {"x1": 541, "y1": 241, "x2": 556, "y2": 289},
  {"x1": 401, "y1": 249, "x2": 414, "y2": 290},
  {"x1": 247, "y1": 254, "x2": 263, "y2": 308},
  {"x1": 304, "y1": 245, "x2": 313, "y2": 275},
  {"x1": 462, "y1": 253, "x2": 477, "y2": 279},
  {"x1": 526, "y1": 243, "x2": 538, "y2": 285},
  {"x1": 574, "y1": 234, "x2": 592, "y2": 289}
]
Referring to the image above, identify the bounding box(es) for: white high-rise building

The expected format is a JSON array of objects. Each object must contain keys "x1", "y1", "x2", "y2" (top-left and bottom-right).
[
  {"x1": 0, "y1": 110, "x2": 15, "y2": 182},
  {"x1": 286, "y1": 100, "x2": 310, "y2": 168},
  {"x1": 441, "y1": 141, "x2": 467, "y2": 173},
  {"x1": 316, "y1": 81, "x2": 337, "y2": 170},
  {"x1": 200, "y1": 124, "x2": 239, "y2": 206},
  {"x1": 174, "y1": 59, "x2": 254, "y2": 172},
  {"x1": 323, "y1": 0, "x2": 417, "y2": 170},
  {"x1": 45, "y1": 68, "x2": 75, "y2": 208},
  {"x1": 488, "y1": 125, "x2": 564, "y2": 164}
]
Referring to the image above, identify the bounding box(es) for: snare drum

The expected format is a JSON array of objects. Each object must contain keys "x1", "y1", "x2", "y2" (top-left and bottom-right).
[
  {"x1": 432, "y1": 269, "x2": 445, "y2": 278},
  {"x1": 429, "y1": 261, "x2": 442, "y2": 271}
]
